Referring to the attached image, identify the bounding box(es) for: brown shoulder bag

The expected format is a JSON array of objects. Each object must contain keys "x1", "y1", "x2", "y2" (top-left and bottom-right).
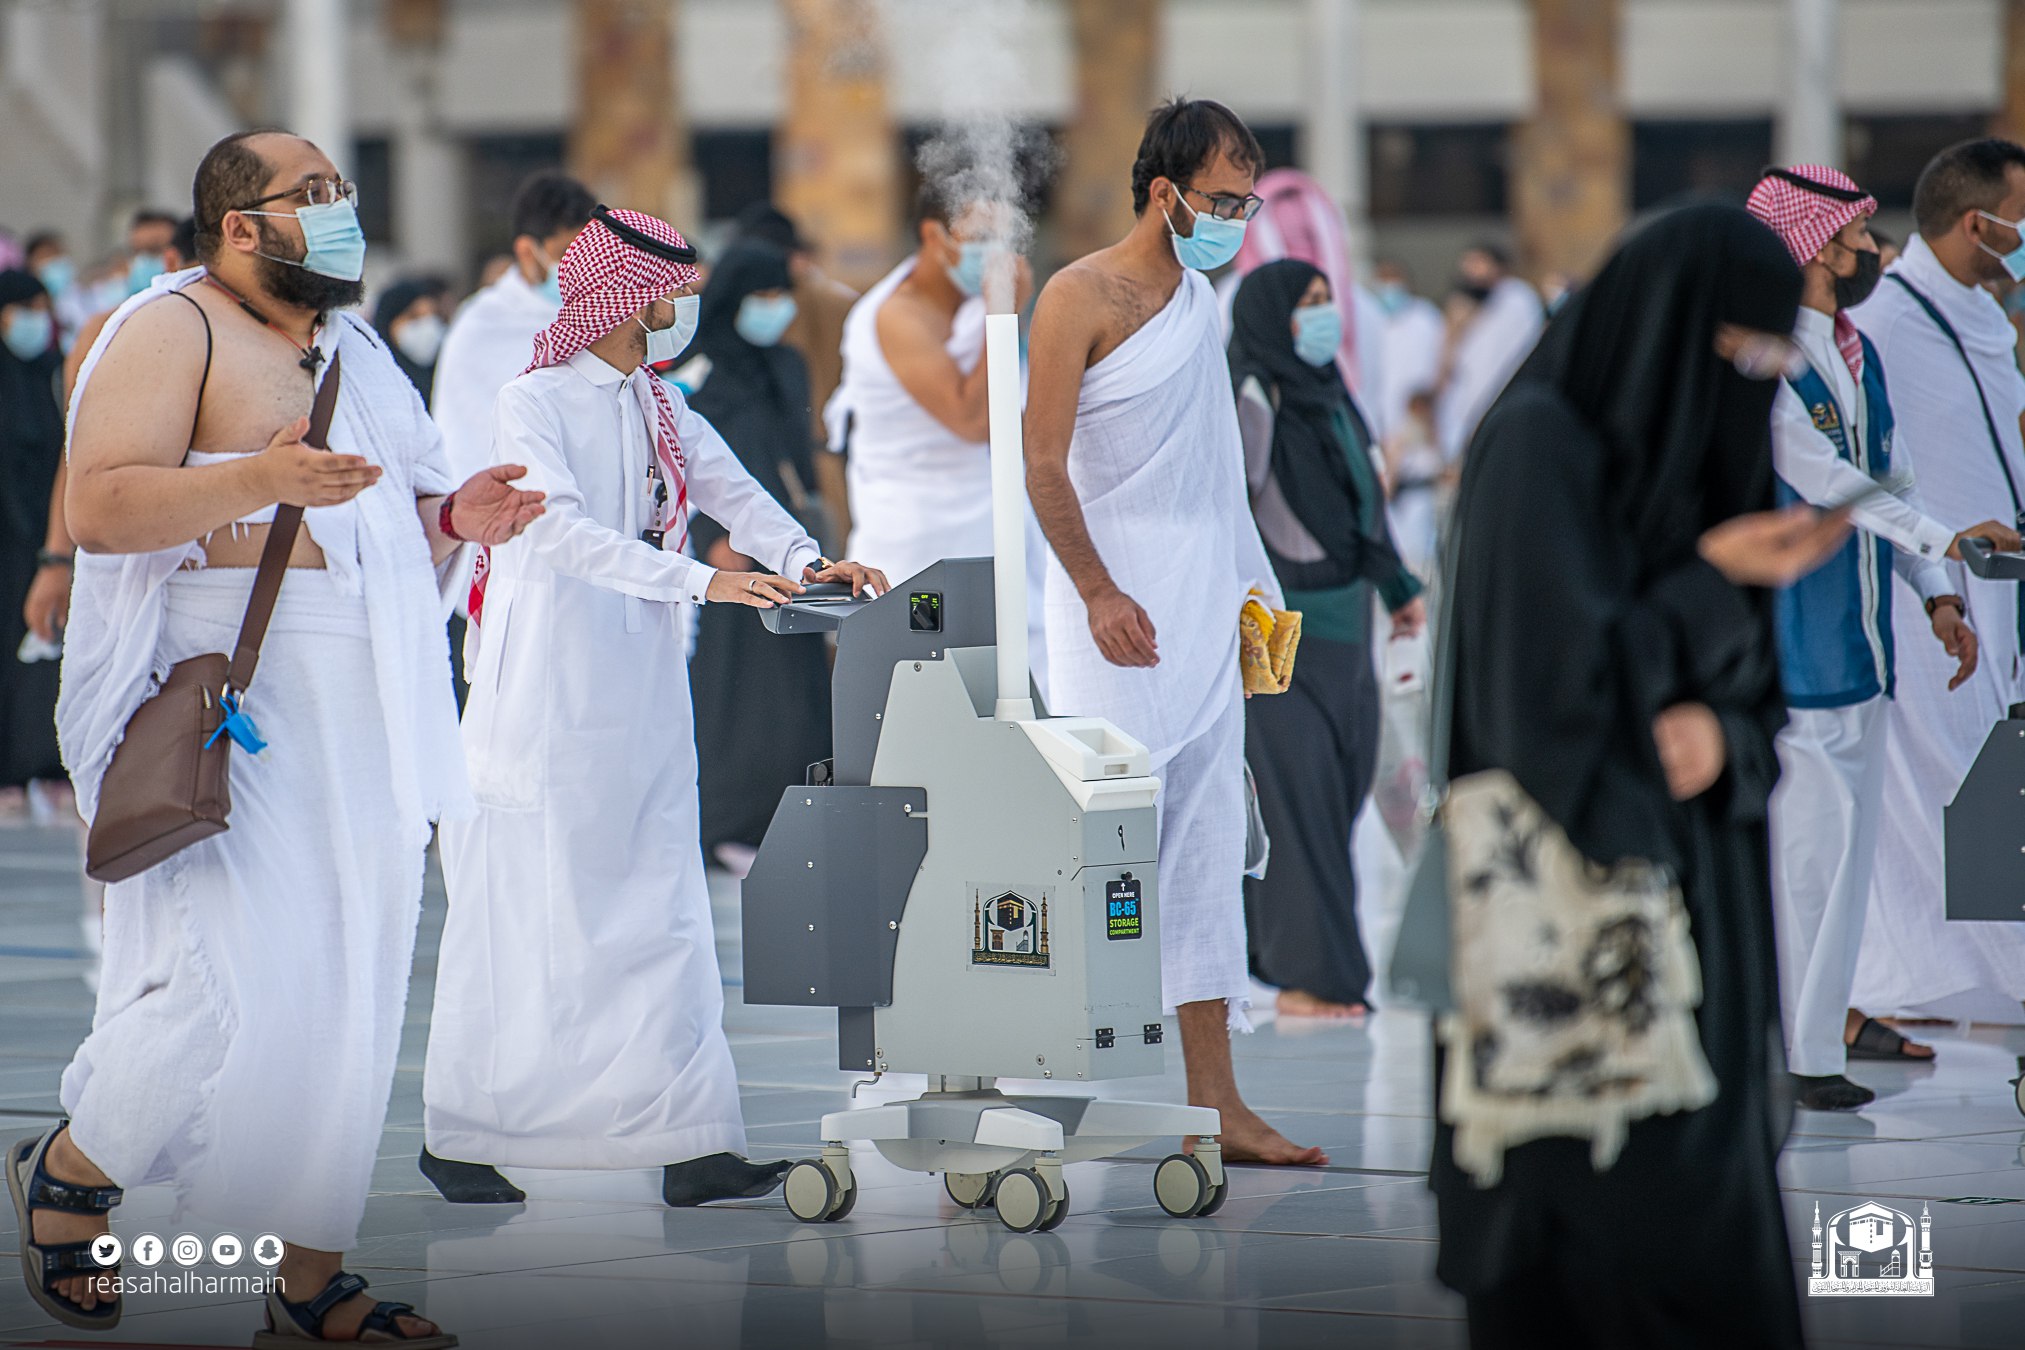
[{"x1": 84, "y1": 351, "x2": 342, "y2": 883}]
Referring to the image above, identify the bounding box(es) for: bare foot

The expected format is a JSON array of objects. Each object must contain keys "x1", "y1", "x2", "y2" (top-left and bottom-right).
[
  {"x1": 1189, "y1": 1105, "x2": 1329, "y2": 1167},
  {"x1": 29, "y1": 1129, "x2": 118, "y2": 1316},
  {"x1": 1275, "y1": 989, "x2": 1368, "y2": 1020}
]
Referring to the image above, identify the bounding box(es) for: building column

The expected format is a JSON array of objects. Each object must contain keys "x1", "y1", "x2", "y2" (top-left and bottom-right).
[
  {"x1": 283, "y1": 0, "x2": 351, "y2": 170},
  {"x1": 385, "y1": 0, "x2": 465, "y2": 275},
  {"x1": 1303, "y1": 0, "x2": 1368, "y2": 273},
  {"x1": 1056, "y1": 0, "x2": 1161, "y2": 262},
  {"x1": 1511, "y1": 0, "x2": 1628, "y2": 284},
  {"x1": 776, "y1": 0, "x2": 900, "y2": 290},
  {"x1": 571, "y1": 0, "x2": 696, "y2": 227},
  {"x1": 1778, "y1": 0, "x2": 1841, "y2": 166},
  {"x1": 1996, "y1": 0, "x2": 2025, "y2": 144}
]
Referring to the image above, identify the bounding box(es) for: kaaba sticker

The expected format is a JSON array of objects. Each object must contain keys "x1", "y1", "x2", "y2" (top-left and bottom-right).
[
  {"x1": 972, "y1": 887, "x2": 1051, "y2": 968},
  {"x1": 1810, "y1": 401, "x2": 1841, "y2": 435}
]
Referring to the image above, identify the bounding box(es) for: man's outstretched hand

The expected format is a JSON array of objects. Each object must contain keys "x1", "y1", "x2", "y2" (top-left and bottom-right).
[{"x1": 451, "y1": 465, "x2": 547, "y2": 545}]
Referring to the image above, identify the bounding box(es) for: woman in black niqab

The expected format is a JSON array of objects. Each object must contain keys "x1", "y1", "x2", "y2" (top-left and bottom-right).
[
  {"x1": 0, "y1": 268, "x2": 65, "y2": 791},
  {"x1": 686, "y1": 241, "x2": 832, "y2": 860},
  {"x1": 1431, "y1": 204, "x2": 1809, "y2": 1348}
]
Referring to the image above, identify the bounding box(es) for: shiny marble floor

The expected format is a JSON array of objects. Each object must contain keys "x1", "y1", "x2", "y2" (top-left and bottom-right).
[{"x1": 2, "y1": 818, "x2": 2022, "y2": 1349}]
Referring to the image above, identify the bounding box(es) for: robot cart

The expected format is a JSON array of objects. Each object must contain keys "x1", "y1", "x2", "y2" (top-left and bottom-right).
[
  {"x1": 740, "y1": 562, "x2": 1226, "y2": 1231},
  {"x1": 1942, "y1": 538, "x2": 2025, "y2": 1118}
]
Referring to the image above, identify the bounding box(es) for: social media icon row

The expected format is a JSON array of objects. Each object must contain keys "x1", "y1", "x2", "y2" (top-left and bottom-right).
[{"x1": 92, "y1": 1232, "x2": 284, "y2": 1269}]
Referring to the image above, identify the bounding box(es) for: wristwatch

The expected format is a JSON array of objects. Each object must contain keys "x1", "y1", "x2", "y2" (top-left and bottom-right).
[
  {"x1": 1926, "y1": 594, "x2": 1965, "y2": 619},
  {"x1": 35, "y1": 549, "x2": 73, "y2": 569}
]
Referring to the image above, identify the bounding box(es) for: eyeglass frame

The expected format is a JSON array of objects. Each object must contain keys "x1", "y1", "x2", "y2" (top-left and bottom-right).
[
  {"x1": 1177, "y1": 182, "x2": 1264, "y2": 223},
  {"x1": 236, "y1": 177, "x2": 359, "y2": 212}
]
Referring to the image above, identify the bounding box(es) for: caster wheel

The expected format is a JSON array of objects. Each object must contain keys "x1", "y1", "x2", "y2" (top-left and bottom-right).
[
  {"x1": 1154, "y1": 1153, "x2": 1215, "y2": 1218},
  {"x1": 1196, "y1": 1178, "x2": 1228, "y2": 1217},
  {"x1": 2014, "y1": 1075, "x2": 2024, "y2": 1118},
  {"x1": 784, "y1": 1159, "x2": 840, "y2": 1223},
  {"x1": 829, "y1": 1179, "x2": 859, "y2": 1220},
  {"x1": 945, "y1": 1171, "x2": 995, "y2": 1210},
  {"x1": 994, "y1": 1167, "x2": 1048, "y2": 1233},
  {"x1": 1037, "y1": 1182, "x2": 1070, "y2": 1232}
]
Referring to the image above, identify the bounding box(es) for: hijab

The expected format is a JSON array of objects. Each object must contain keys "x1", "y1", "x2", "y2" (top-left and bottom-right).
[
  {"x1": 372, "y1": 277, "x2": 443, "y2": 403},
  {"x1": 1508, "y1": 202, "x2": 1803, "y2": 578},
  {"x1": 0, "y1": 268, "x2": 63, "y2": 549},
  {"x1": 1227, "y1": 258, "x2": 1375, "y2": 591},
  {"x1": 686, "y1": 240, "x2": 810, "y2": 507}
]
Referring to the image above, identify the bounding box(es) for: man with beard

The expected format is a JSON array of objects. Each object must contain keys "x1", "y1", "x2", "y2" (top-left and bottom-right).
[{"x1": 9, "y1": 130, "x2": 545, "y2": 1346}]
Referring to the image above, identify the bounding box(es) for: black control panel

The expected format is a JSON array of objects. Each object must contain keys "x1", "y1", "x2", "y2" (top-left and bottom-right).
[{"x1": 908, "y1": 591, "x2": 943, "y2": 633}]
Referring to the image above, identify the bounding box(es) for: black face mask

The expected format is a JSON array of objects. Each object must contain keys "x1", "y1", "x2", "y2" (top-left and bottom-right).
[
  {"x1": 1456, "y1": 279, "x2": 1494, "y2": 304},
  {"x1": 1833, "y1": 246, "x2": 1882, "y2": 311}
]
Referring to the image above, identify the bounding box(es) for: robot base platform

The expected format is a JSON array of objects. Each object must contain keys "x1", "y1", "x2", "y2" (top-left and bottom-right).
[{"x1": 782, "y1": 1079, "x2": 1227, "y2": 1232}]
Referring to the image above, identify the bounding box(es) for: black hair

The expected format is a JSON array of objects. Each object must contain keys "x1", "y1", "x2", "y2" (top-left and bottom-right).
[
  {"x1": 1129, "y1": 97, "x2": 1265, "y2": 216},
  {"x1": 169, "y1": 216, "x2": 197, "y2": 263},
  {"x1": 192, "y1": 129, "x2": 283, "y2": 262},
  {"x1": 912, "y1": 178, "x2": 952, "y2": 232},
  {"x1": 131, "y1": 208, "x2": 180, "y2": 233},
  {"x1": 22, "y1": 231, "x2": 63, "y2": 259},
  {"x1": 1464, "y1": 240, "x2": 1512, "y2": 270},
  {"x1": 735, "y1": 201, "x2": 810, "y2": 253},
  {"x1": 1913, "y1": 138, "x2": 2025, "y2": 238},
  {"x1": 510, "y1": 172, "x2": 597, "y2": 245}
]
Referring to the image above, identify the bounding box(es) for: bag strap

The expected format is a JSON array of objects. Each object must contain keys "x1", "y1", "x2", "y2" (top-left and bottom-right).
[
  {"x1": 1886, "y1": 273, "x2": 2024, "y2": 516},
  {"x1": 165, "y1": 289, "x2": 214, "y2": 446},
  {"x1": 226, "y1": 351, "x2": 342, "y2": 694}
]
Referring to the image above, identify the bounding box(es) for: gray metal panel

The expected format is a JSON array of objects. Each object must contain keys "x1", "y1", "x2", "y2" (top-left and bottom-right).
[
  {"x1": 742, "y1": 786, "x2": 930, "y2": 1005},
  {"x1": 838, "y1": 1008, "x2": 876, "y2": 1072},
  {"x1": 1945, "y1": 718, "x2": 2025, "y2": 921},
  {"x1": 830, "y1": 558, "x2": 999, "y2": 785}
]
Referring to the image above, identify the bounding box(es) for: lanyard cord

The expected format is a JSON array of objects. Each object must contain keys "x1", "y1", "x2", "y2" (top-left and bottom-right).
[{"x1": 203, "y1": 275, "x2": 326, "y2": 375}]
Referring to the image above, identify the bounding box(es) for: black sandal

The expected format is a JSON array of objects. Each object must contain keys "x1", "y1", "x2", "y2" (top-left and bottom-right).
[
  {"x1": 1847, "y1": 1016, "x2": 1936, "y2": 1062},
  {"x1": 254, "y1": 1269, "x2": 457, "y2": 1347},
  {"x1": 6, "y1": 1123, "x2": 124, "y2": 1330}
]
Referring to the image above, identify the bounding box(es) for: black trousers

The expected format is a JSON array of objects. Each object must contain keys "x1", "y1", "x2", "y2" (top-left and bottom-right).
[{"x1": 1241, "y1": 632, "x2": 1381, "y2": 1007}]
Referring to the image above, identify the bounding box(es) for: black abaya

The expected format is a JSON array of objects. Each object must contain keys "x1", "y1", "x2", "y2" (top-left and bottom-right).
[
  {"x1": 0, "y1": 270, "x2": 64, "y2": 788},
  {"x1": 686, "y1": 243, "x2": 832, "y2": 851},
  {"x1": 1431, "y1": 206, "x2": 1805, "y2": 1348}
]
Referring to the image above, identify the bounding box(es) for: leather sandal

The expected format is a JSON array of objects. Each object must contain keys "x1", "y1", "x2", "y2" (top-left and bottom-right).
[
  {"x1": 1847, "y1": 1016, "x2": 1935, "y2": 1062},
  {"x1": 7, "y1": 1122, "x2": 123, "y2": 1330},
  {"x1": 253, "y1": 1270, "x2": 457, "y2": 1347}
]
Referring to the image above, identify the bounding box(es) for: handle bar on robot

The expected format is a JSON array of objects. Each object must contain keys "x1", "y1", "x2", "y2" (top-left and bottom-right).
[{"x1": 1958, "y1": 535, "x2": 2025, "y2": 582}]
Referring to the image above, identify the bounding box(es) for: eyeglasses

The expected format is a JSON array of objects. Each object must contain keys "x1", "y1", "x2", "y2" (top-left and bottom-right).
[
  {"x1": 1180, "y1": 184, "x2": 1264, "y2": 222},
  {"x1": 238, "y1": 177, "x2": 358, "y2": 211}
]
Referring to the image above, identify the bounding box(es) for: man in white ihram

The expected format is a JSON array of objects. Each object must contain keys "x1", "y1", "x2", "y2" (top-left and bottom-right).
[
  {"x1": 1026, "y1": 98, "x2": 1325, "y2": 1165},
  {"x1": 418, "y1": 206, "x2": 886, "y2": 1208},
  {"x1": 10, "y1": 129, "x2": 544, "y2": 1347}
]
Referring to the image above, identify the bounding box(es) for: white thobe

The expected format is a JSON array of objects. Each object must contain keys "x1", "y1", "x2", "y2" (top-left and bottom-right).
[
  {"x1": 1435, "y1": 277, "x2": 1544, "y2": 460},
  {"x1": 431, "y1": 267, "x2": 560, "y2": 486},
  {"x1": 1377, "y1": 293, "x2": 1445, "y2": 444},
  {"x1": 1041, "y1": 271, "x2": 1280, "y2": 1024},
  {"x1": 1852, "y1": 234, "x2": 2025, "y2": 1023},
  {"x1": 57, "y1": 271, "x2": 469, "y2": 1250},
  {"x1": 1768, "y1": 307, "x2": 1956, "y2": 1076},
  {"x1": 424, "y1": 350, "x2": 820, "y2": 1168}
]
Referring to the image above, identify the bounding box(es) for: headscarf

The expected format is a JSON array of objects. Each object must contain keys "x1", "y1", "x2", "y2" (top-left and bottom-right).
[
  {"x1": 685, "y1": 241, "x2": 811, "y2": 537},
  {"x1": 1507, "y1": 201, "x2": 1803, "y2": 576},
  {"x1": 1227, "y1": 168, "x2": 1362, "y2": 392},
  {"x1": 1226, "y1": 258, "x2": 1373, "y2": 590},
  {"x1": 1, "y1": 268, "x2": 63, "y2": 581},
  {"x1": 1745, "y1": 165, "x2": 1877, "y2": 379},
  {"x1": 371, "y1": 276, "x2": 444, "y2": 402},
  {"x1": 471, "y1": 207, "x2": 701, "y2": 624}
]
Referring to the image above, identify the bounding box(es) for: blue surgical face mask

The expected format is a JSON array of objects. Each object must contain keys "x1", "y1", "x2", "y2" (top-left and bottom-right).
[
  {"x1": 126, "y1": 252, "x2": 166, "y2": 296},
  {"x1": 34, "y1": 258, "x2": 74, "y2": 298},
  {"x1": 1978, "y1": 210, "x2": 2025, "y2": 283},
  {"x1": 534, "y1": 250, "x2": 563, "y2": 306},
  {"x1": 3, "y1": 307, "x2": 53, "y2": 361},
  {"x1": 1292, "y1": 301, "x2": 1341, "y2": 367},
  {"x1": 245, "y1": 198, "x2": 368, "y2": 282},
  {"x1": 1374, "y1": 281, "x2": 1408, "y2": 316},
  {"x1": 946, "y1": 241, "x2": 987, "y2": 298},
  {"x1": 1165, "y1": 193, "x2": 1248, "y2": 272},
  {"x1": 639, "y1": 294, "x2": 701, "y2": 364},
  {"x1": 735, "y1": 292, "x2": 799, "y2": 347}
]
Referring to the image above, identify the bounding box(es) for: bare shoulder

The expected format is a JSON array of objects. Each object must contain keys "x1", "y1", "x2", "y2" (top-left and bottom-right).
[
  {"x1": 874, "y1": 284, "x2": 943, "y2": 349},
  {"x1": 92, "y1": 291, "x2": 209, "y2": 379},
  {"x1": 1038, "y1": 253, "x2": 1172, "y2": 364}
]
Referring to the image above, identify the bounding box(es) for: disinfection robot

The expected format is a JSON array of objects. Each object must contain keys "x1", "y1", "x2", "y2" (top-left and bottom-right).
[{"x1": 740, "y1": 312, "x2": 1227, "y2": 1230}]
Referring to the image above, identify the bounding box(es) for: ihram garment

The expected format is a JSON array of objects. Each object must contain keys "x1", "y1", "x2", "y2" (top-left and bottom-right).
[
  {"x1": 1852, "y1": 232, "x2": 2025, "y2": 1023},
  {"x1": 56, "y1": 267, "x2": 467, "y2": 1250},
  {"x1": 1041, "y1": 269, "x2": 1279, "y2": 1024}
]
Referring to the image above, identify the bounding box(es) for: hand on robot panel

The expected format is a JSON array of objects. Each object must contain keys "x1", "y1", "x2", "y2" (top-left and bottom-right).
[
  {"x1": 803, "y1": 559, "x2": 890, "y2": 598},
  {"x1": 1087, "y1": 584, "x2": 1159, "y2": 668},
  {"x1": 1947, "y1": 519, "x2": 2024, "y2": 560},
  {"x1": 708, "y1": 569, "x2": 802, "y2": 609}
]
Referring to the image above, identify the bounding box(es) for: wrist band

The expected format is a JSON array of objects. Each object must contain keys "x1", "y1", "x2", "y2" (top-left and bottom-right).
[
  {"x1": 1926, "y1": 594, "x2": 1964, "y2": 618},
  {"x1": 35, "y1": 549, "x2": 73, "y2": 569},
  {"x1": 438, "y1": 493, "x2": 463, "y2": 543}
]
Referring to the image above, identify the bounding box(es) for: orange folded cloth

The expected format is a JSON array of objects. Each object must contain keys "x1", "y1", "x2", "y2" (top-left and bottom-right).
[{"x1": 1239, "y1": 592, "x2": 1301, "y2": 696}]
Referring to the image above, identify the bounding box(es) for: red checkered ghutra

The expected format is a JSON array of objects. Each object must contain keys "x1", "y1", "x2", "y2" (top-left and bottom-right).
[
  {"x1": 468, "y1": 207, "x2": 703, "y2": 623},
  {"x1": 1746, "y1": 165, "x2": 1879, "y2": 382}
]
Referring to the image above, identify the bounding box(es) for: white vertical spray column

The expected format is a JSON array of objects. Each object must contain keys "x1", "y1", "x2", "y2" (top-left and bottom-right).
[{"x1": 986, "y1": 311, "x2": 1036, "y2": 723}]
